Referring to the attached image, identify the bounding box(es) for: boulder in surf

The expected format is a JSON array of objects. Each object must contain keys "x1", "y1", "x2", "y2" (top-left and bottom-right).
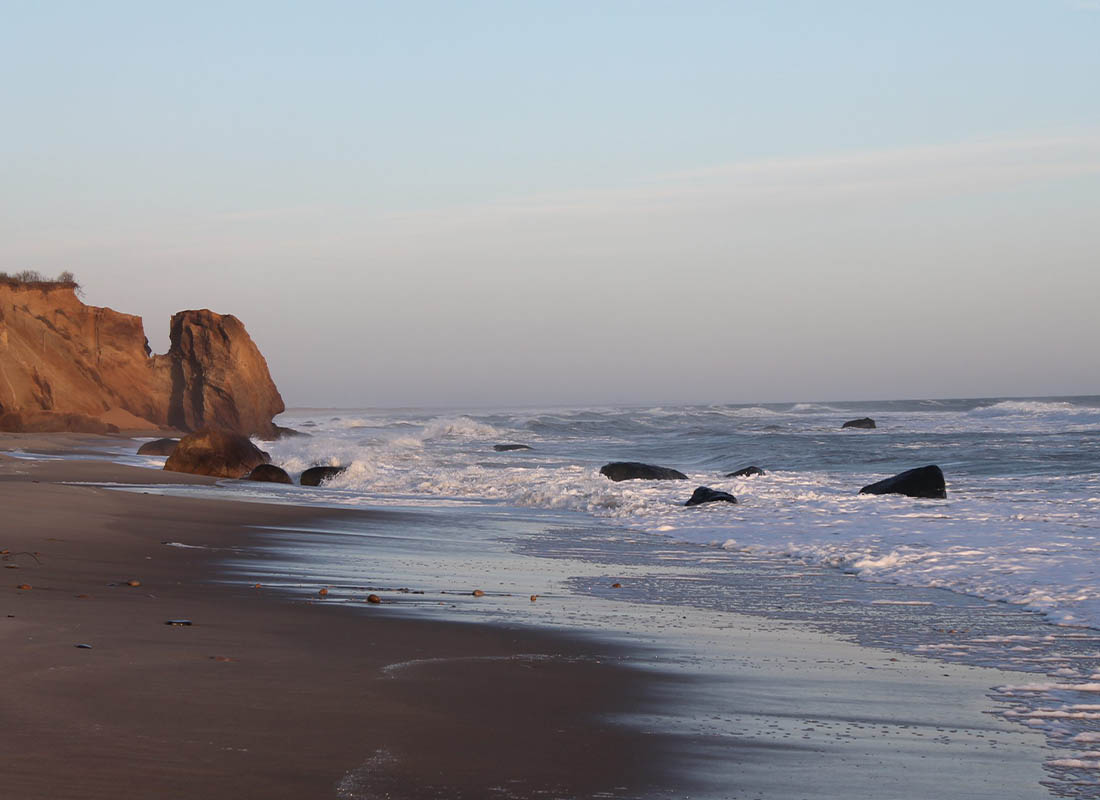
[
  {"x1": 300, "y1": 465, "x2": 348, "y2": 487},
  {"x1": 842, "y1": 417, "x2": 876, "y2": 429},
  {"x1": 685, "y1": 486, "x2": 738, "y2": 506},
  {"x1": 859, "y1": 465, "x2": 946, "y2": 499},
  {"x1": 246, "y1": 464, "x2": 293, "y2": 484},
  {"x1": 600, "y1": 462, "x2": 687, "y2": 482},
  {"x1": 726, "y1": 466, "x2": 765, "y2": 478}
]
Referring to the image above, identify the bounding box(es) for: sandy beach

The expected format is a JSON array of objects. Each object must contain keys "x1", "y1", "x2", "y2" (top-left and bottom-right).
[{"x1": 0, "y1": 445, "x2": 681, "y2": 799}]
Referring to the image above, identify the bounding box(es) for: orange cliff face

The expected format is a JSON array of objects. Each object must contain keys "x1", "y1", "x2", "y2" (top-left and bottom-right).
[{"x1": 0, "y1": 283, "x2": 284, "y2": 436}]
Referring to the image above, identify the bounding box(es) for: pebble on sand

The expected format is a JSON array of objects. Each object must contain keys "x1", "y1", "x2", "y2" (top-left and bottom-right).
[
  {"x1": 530, "y1": 595, "x2": 538, "y2": 602},
  {"x1": 472, "y1": 589, "x2": 486, "y2": 597},
  {"x1": 318, "y1": 587, "x2": 329, "y2": 597},
  {"x1": 611, "y1": 582, "x2": 622, "y2": 588},
  {"x1": 366, "y1": 594, "x2": 382, "y2": 604},
  {"x1": 125, "y1": 579, "x2": 141, "y2": 587},
  {"x1": 16, "y1": 584, "x2": 31, "y2": 590}
]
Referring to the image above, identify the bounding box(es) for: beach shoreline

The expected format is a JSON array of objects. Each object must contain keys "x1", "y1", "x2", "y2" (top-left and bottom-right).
[
  {"x1": 0, "y1": 447, "x2": 683, "y2": 799},
  {"x1": 1, "y1": 435, "x2": 1060, "y2": 799}
]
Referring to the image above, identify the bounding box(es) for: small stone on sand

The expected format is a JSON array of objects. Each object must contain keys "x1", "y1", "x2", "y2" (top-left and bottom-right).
[
  {"x1": 530, "y1": 595, "x2": 538, "y2": 602},
  {"x1": 366, "y1": 594, "x2": 382, "y2": 604},
  {"x1": 16, "y1": 584, "x2": 31, "y2": 590},
  {"x1": 472, "y1": 589, "x2": 485, "y2": 597},
  {"x1": 611, "y1": 582, "x2": 622, "y2": 588},
  {"x1": 318, "y1": 588, "x2": 329, "y2": 597},
  {"x1": 125, "y1": 579, "x2": 141, "y2": 587}
]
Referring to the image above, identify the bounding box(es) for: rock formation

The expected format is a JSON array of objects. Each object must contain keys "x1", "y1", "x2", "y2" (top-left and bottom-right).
[
  {"x1": 684, "y1": 486, "x2": 738, "y2": 506},
  {"x1": 599, "y1": 462, "x2": 688, "y2": 481},
  {"x1": 163, "y1": 429, "x2": 270, "y2": 478},
  {"x1": 0, "y1": 281, "x2": 283, "y2": 436},
  {"x1": 859, "y1": 465, "x2": 947, "y2": 499},
  {"x1": 726, "y1": 466, "x2": 765, "y2": 478},
  {"x1": 162, "y1": 309, "x2": 283, "y2": 437},
  {"x1": 842, "y1": 417, "x2": 876, "y2": 429},
  {"x1": 137, "y1": 438, "x2": 180, "y2": 456},
  {"x1": 300, "y1": 465, "x2": 348, "y2": 487},
  {"x1": 246, "y1": 464, "x2": 293, "y2": 484}
]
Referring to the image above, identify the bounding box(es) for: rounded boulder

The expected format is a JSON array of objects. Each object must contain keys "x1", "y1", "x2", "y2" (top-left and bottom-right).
[{"x1": 163, "y1": 429, "x2": 270, "y2": 478}]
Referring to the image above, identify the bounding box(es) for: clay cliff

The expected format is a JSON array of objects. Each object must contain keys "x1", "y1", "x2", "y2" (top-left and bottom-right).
[{"x1": 0, "y1": 282, "x2": 284, "y2": 436}]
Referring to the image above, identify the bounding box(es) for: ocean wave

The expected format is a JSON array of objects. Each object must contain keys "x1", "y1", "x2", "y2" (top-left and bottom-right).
[{"x1": 971, "y1": 400, "x2": 1100, "y2": 417}]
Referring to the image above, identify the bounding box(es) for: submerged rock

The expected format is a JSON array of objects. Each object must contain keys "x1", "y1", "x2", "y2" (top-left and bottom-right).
[
  {"x1": 300, "y1": 465, "x2": 348, "y2": 487},
  {"x1": 726, "y1": 465, "x2": 765, "y2": 478},
  {"x1": 600, "y1": 462, "x2": 687, "y2": 482},
  {"x1": 842, "y1": 417, "x2": 876, "y2": 429},
  {"x1": 163, "y1": 429, "x2": 270, "y2": 478},
  {"x1": 859, "y1": 465, "x2": 946, "y2": 499},
  {"x1": 493, "y1": 444, "x2": 533, "y2": 451},
  {"x1": 246, "y1": 464, "x2": 292, "y2": 484},
  {"x1": 258, "y1": 425, "x2": 308, "y2": 441},
  {"x1": 137, "y1": 438, "x2": 179, "y2": 456},
  {"x1": 685, "y1": 486, "x2": 738, "y2": 506}
]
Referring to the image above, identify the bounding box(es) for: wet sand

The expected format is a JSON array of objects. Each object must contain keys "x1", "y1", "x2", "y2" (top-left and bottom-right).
[{"x1": 0, "y1": 450, "x2": 681, "y2": 800}]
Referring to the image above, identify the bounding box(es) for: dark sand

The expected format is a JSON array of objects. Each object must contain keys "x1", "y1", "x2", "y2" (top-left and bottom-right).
[{"x1": 0, "y1": 452, "x2": 682, "y2": 800}]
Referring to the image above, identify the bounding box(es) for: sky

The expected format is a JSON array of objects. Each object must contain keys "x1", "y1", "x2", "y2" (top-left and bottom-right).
[{"x1": 2, "y1": 1, "x2": 1098, "y2": 407}]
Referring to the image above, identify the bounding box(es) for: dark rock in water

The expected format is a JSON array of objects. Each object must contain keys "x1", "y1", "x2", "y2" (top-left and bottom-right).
[
  {"x1": 137, "y1": 438, "x2": 179, "y2": 456},
  {"x1": 763, "y1": 425, "x2": 783, "y2": 432},
  {"x1": 600, "y1": 462, "x2": 688, "y2": 482},
  {"x1": 257, "y1": 425, "x2": 309, "y2": 441},
  {"x1": 842, "y1": 417, "x2": 876, "y2": 429},
  {"x1": 493, "y1": 444, "x2": 533, "y2": 452},
  {"x1": 726, "y1": 466, "x2": 765, "y2": 478},
  {"x1": 246, "y1": 464, "x2": 292, "y2": 484},
  {"x1": 300, "y1": 465, "x2": 348, "y2": 487},
  {"x1": 163, "y1": 429, "x2": 270, "y2": 478},
  {"x1": 860, "y1": 465, "x2": 946, "y2": 499},
  {"x1": 685, "y1": 486, "x2": 738, "y2": 506}
]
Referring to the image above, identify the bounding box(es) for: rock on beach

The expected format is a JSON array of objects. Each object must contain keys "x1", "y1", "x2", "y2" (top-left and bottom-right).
[{"x1": 163, "y1": 429, "x2": 270, "y2": 479}]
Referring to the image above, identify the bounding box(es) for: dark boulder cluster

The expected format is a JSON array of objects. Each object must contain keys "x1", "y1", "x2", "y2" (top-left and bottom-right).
[
  {"x1": 842, "y1": 417, "x2": 876, "y2": 429},
  {"x1": 597, "y1": 455, "x2": 947, "y2": 507},
  {"x1": 149, "y1": 430, "x2": 347, "y2": 487}
]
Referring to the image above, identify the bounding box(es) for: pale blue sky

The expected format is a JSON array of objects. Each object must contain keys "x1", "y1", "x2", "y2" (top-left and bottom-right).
[{"x1": 3, "y1": 1, "x2": 1098, "y2": 405}]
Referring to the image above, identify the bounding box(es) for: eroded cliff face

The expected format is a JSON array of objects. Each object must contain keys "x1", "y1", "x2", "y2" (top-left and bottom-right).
[{"x1": 0, "y1": 284, "x2": 283, "y2": 436}]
